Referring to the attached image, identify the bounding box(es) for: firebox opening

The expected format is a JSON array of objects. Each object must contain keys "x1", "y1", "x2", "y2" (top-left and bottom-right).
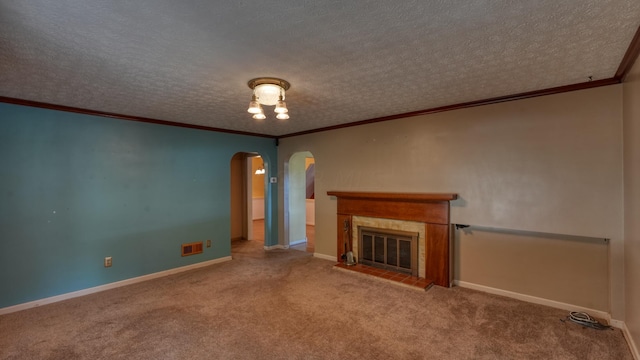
[{"x1": 358, "y1": 226, "x2": 419, "y2": 277}]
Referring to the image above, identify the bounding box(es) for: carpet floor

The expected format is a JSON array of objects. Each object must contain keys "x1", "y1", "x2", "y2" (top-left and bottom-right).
[{"x1": 0, "y1": 239, "x2": 632, "y2": 359}]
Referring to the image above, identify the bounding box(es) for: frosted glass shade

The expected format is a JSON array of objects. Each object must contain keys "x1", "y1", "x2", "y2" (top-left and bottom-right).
[
  {"x1": 247, "y1": 98, "x2": 262, "y2": 114},
  {"x1": 275, "y1": 99, "x2": 288, "y2": 113},
  {"x1": 254, "y1": 84, "x2": 283, "y2": 106}
]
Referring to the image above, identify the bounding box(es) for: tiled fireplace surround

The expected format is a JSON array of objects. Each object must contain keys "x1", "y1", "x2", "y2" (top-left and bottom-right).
[{"x1": 327, "y1": 191, "x2": 458, "y2": 289}]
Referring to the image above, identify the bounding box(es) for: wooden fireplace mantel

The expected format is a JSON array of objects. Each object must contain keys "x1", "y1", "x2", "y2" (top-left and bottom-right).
[
  {"x1": 327, "y1": 191, "x2": 457, "y2": 225},
  {"x1": 326, "y1": 191, "x2": 458, "y2": 202},
  {"x1": 327, "y1": 191, "x2": 458, "y2": 288}
]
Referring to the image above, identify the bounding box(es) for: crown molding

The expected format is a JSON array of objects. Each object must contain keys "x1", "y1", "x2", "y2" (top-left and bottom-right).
[
  {"x1": 615, "y1": 24, "x2": 640, "y2": 81},
  {"x1": 278, "y1": 77, "x2": 619, "y2": 138},
  {"x1": 0, "y1": 96, "x2": 277, "y2": 139}
]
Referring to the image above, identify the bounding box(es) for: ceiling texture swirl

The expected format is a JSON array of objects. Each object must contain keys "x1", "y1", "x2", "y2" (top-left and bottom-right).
[{"x1": 1, "y1": 1, "x2": 640, "y2": 137}]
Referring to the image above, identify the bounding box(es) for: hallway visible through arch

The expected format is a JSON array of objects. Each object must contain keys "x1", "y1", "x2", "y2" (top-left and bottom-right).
[
  {"x1": 230, "y1": 152, "x2": 266, "y2": 248},
  {"x1": 287, "y1": 152, "x2": 315, "y2": 253}
]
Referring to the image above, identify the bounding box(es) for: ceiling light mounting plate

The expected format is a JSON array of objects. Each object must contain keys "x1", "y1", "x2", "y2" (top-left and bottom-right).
[{"x1": 247, "y1": 77, "x2": 290, "y2": 91}]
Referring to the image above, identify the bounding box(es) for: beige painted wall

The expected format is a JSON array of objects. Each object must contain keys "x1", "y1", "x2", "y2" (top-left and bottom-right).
[
  {"x1": 623, "y1": 56, "x2": 640, "y2": 354},
  {"x1": 455, "y1": 228, "x2": 608, "y2": 310},
  {"x1": 278, "y1": 85, "x2": 624, "y2": 316}
]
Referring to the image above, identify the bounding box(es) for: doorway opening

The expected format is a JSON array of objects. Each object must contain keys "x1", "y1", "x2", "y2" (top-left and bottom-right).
[
  {"x1": 287, "y1": 151, "x2": 315, "y2": 253},
  {"x1": 249, "y1": 155, "x2": 267, "y2": 243},
  {"x1": 230, "y1": 152, "x2": 267, "y2": 248}
]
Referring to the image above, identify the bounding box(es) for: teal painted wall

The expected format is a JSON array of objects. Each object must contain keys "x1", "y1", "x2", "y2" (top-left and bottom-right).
[{"x1": 0, "y1": 103, "x2": 278, "y2": 308}]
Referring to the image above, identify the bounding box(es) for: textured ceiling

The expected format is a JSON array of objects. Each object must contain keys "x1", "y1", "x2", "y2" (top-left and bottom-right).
[{"x1": 1, "y1": 1, "x2": 639, "y2": 137}]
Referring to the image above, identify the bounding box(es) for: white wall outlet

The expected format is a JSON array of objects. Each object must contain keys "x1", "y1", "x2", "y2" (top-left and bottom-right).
[
  {"x1": 104, "y1": 257, "x2": 112, "y2": 268},
  {"x1": 206, "y1": 240, "x2": 211, "y2": 248}
]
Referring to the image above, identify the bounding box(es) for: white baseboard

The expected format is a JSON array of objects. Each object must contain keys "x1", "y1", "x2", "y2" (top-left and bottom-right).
[
  {"x1": 313, "y1": 253, "x2": 337, "y2": 262},
  {"x1": 453, "y1": 280, "x2": 613, "y2": 325},
  {"x1": 0, "y1": 256, "x2": 232, "y2": 316},
  {"x1": 289, "y1": 239, "x2": 307, "y2": 246},
  {"x1": 610, "y1": 318, "x2": 626, "y2": 329},
  {"x1": 622, "y1": 322, "x2": 640, "y2": 360},
  {"x1": 264, "y1": 244, "x2": 287, "y2": 250}
]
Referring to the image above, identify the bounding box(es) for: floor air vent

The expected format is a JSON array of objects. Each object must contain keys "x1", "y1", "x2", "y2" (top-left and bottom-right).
[{"x1": 182, "y1": 242, "x2": 203, "y2": 256}]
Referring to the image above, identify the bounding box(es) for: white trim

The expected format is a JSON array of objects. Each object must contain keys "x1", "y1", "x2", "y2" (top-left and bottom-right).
[
  {"x1": 313, "y1": 253, "x2": 337, "y2": 262},
  {"x1": 622, "y1": 322, "x2": 640, "y2": 360},
  {"x1": 264, "y1": 244, "x2": 287, "y2": 250},
  {"x1": 610, "y1": 318, "x2": 626, "y2": 329},
  {"x1": 289, "y1": 238, "x2": 307, "y2": 246},
  {"x1": 0, "y1": 256, "x2": 232, "y2": 316},
  {"x1": 453, "y1": 280, "x2": 612, "y2": 324}
]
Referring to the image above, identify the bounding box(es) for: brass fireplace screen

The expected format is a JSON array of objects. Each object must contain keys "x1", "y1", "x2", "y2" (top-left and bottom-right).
[{"x1": 358, "y1": 227, "x2": 418, "y2": 277}]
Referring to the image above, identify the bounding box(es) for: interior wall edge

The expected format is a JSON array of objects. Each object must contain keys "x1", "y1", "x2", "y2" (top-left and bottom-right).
[{"x1": 622, "y1": 42, "x2": 640, "y2": 360}]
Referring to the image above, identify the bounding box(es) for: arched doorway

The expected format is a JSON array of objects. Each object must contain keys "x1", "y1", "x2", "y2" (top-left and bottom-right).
[{"x1": 287, "y1": 151, "x2": 315, "y2": 253}]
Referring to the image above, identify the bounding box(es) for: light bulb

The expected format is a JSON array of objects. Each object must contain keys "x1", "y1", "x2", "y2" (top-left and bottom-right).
[
  {"x1": 276, "y1": 112, "x2": 289, "y2": 120},
  {"x1": 253, "y1": 112, "x2": 266, "y2": 120}
]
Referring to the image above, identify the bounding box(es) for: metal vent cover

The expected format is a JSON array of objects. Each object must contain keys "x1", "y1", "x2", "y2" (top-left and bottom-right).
[{"x1": 181, "y1": 242, "x2": 203, "y2": 257}]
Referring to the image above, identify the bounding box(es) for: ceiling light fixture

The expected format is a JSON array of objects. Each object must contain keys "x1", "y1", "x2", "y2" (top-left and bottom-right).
[{"x1": 247, "y1": 77, "x2": 291, "y2": 120}]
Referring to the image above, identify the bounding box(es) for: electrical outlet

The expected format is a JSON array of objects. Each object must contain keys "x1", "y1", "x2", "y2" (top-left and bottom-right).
[
  {"x1": 104, "y1": 257, "x2": 112, "y2": 268},
  {"x1": 206, "y1": 240, "x2": 211, "y2": 248}
]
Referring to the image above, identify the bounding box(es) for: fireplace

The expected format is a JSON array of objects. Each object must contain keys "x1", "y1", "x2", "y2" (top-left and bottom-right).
[
  {"x1": 359, "y1": 227, "x2": 418, "y2": 277},
  {"x1": 351, "y1": 215, "x2": 426, "y2": 277},
  {"x1": 327, "y1": 191, "x2": 458, "y2": 287}
]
